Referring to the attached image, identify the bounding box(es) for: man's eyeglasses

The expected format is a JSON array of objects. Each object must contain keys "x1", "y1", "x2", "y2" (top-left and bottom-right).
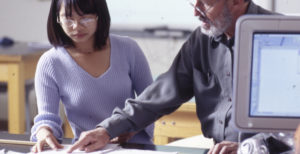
[
  {"x1": 186, "y1": 0, "x2": 218, "y2": 20},
  {"x1": 57, "y1": 16, "x2": 98, "y2": 28}
]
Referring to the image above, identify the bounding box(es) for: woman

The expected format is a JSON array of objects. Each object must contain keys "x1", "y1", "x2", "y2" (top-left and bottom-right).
[{"x1": 30, "y1": 0, "x2": 153, "y2": 152}]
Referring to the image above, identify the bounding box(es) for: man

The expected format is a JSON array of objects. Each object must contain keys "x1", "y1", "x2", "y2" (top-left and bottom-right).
[{"x1": 68, "y1": 0, "x2": 274, "y2": 153}]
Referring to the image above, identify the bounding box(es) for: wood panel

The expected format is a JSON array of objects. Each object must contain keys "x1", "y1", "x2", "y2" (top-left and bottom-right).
[{"x1": 154, "y1": 103, "x2": 202, "y2": 145}]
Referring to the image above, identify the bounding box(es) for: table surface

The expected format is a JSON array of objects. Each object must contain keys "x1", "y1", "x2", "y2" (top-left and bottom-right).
[
  {"x1": 0, "y1": 132, "x2": 208, "y2": 154},
  {"x1": 0, "y1": 42, "x2": 51, "y2": 55}
]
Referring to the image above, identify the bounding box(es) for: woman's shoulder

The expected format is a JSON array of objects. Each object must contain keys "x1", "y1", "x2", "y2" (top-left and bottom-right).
[
  {"x1": 109, "y1": 34, "x2": 146, "y2": 64},
  {"x1": 38, "y1": 47, "x2": 66, "y2": 65}
]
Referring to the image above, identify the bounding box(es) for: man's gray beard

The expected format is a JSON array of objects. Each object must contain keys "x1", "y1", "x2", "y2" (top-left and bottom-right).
[{"x1": 199, "y1": 5, "x2": 232, "y2": 37}]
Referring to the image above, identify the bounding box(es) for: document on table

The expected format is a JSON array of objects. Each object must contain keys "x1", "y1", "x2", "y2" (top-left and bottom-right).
[{"x1": 27, "y1": 144, "x2": 178, "y2": 154}]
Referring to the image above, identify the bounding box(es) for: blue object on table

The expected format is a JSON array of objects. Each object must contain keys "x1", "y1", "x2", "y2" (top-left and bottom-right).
[{"x1": 0, "y1": 37, "x2": 14, "y2": 47}]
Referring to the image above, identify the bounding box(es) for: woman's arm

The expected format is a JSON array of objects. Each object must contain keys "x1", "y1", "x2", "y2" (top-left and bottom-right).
[
  {"x1": 128, "y1": 38, "x2": 153, "y2": 95},
  {"x1": 30, "y1": 50, "x2": 64, "y2": 151}
]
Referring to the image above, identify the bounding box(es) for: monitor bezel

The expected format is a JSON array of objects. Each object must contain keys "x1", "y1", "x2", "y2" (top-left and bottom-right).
[{"x1": 233, "y1": 15, "x2": 300, "y2": 132}]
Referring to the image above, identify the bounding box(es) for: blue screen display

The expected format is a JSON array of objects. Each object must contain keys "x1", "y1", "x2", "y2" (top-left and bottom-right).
[{"x1": 250, "y1": 33, "x2": 300, "y2": 118}]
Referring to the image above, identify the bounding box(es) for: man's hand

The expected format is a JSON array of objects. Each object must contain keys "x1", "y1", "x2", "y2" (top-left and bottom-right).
[
  {"x1": 295, "y1": 125, "x2": 300, "y2": 154},
  {"x1": 207, "y1": 141, "x2": 239, "y2": 154},
  {"x1": 31, "y1": 126, "x2": 63, "y2": 153},
  {"x1": 67, "y1": 127, "x2": 110, "y2": 153},
  {"x1": 110, "y1": 132, "x2": 136, "y2": 144}
]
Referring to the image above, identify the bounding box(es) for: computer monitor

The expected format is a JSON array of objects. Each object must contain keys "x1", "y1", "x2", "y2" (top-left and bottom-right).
[{"x1": 233, "y1": 15, "x2": 300, "y2": 132}]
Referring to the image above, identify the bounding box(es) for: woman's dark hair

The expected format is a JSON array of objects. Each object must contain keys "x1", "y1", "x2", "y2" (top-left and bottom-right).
[{"x1": 47, "y1": 0, "x2": 110, "y2": 50}]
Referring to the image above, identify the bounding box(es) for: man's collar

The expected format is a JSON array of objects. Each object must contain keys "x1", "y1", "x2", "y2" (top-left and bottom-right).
[{"x1": 211, "y1": 34, "x2": 234, "y2": 48}]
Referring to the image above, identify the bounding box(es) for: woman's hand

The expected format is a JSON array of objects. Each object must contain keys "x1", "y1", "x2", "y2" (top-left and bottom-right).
[
  {"x1": 31, "y1": 126, "x2": 63, "y2": 153},
  {"x1": 110, "y1": 132, "x2": 136, "y2": 144},
  {"x1": 67, "y1": 127, "x2": 110, "y2": 153}
]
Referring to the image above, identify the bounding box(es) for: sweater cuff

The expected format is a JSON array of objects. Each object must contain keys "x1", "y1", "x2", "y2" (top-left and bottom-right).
[{"x1": 97, "y1": 114, "x2": 133, "y2": 139}]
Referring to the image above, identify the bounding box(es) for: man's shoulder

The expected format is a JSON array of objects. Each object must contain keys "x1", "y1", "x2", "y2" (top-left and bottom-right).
[
  {"x1": 247, "y1": 1, "x2": 278, "y2": 15},
  {"x1": 184, "y1": 27, "x2": 210, "y2": 49}
]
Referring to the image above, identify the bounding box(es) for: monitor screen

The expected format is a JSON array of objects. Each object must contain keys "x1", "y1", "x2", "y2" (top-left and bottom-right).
[
  {"x1": 234, "y1": 15, "x2": 300, "y2": 132},
  {"x1": 250, "y1": 32, "x2": 300, "y2": 118}
]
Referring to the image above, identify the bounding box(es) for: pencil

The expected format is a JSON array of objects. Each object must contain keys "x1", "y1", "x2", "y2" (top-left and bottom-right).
[{"x1": 0, "y1": 139, "x2": 35, "y2": 146}]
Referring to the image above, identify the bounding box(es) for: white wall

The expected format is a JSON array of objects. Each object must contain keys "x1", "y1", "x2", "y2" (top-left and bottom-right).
[
  {"x1": 0, "y1": 0, "x2": 198, "y2": 42},
  {"x1": 274, "y1": 0, "x2": 300, "y2": 15},
  {"x1": 1, "y1": 0, "x2": 300, "y2": 42},
  {"x1": 253, "y1": 0, "x2": 274, "y2": 11},
  {"x1": 0, "y1": 0, "x2": 50, "y2": 42}
]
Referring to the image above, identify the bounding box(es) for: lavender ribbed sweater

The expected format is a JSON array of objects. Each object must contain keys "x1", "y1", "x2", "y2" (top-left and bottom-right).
[{"x1": 31, "y1": 34, "x2": 154, "y2": 144}]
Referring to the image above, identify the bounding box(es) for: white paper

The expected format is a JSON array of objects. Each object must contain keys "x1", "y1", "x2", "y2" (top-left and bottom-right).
[
  {"x1": 27, "y1": 144, "x2": 119, "y2": 154},
  {"x1": 27, "y1": 144, "x2": 178, "y2": 154}
]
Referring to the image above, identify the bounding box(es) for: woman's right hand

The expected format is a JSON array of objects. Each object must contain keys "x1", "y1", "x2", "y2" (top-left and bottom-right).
[{"x1": 31, "y1": 126, "x2": 63, "y2": 153}]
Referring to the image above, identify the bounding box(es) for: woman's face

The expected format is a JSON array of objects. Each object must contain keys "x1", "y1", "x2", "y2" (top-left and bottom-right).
[{"x1": 58, "y1": 2, "x2": 98, "y2": 44}]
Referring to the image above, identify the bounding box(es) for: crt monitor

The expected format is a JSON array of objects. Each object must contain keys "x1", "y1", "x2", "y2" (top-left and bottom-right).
[{"x1": 233, "y1": 15, "x2": 300, "y2": 132}]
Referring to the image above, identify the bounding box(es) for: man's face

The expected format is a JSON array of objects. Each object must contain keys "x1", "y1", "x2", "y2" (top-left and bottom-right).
[{"x1": 194, "y1": 0, "x2": 233, "y2": 37}]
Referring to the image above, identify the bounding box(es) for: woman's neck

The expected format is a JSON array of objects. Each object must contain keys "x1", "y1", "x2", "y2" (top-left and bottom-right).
[
  {"x1": 74, "y1": 40, "x2": 95, "y2": 54},
  {"x1": 69, "y1": 38, "x2": 110, "y2": 54}
]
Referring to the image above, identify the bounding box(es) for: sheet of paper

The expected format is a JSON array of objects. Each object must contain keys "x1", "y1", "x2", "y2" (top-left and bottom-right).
[
  {"x1": 27, "y1": 144, "x2": 178, "y2": 154},
  {"x1": 106, "y1": 149, "x2": 178, "y2": 154},
  {"x1": 27, "y1": 144, "x2": 118, "y2": 154}
]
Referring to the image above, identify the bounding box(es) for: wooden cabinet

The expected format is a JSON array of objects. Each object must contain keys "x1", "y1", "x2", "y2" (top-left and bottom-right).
[{"x1": 154, "y1": 103, "x2": 202, "y2": 145}]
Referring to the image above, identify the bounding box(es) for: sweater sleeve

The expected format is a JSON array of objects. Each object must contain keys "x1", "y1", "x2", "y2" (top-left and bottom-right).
[
  {"x1": 30, "y1": 50, "x2": 63, "y2": 142},
  {"x1": 128, "y1": 39, "x2": 153, "y2": 97}
]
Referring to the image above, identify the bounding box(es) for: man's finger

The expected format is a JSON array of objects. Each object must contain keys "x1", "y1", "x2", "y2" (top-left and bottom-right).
[
  {"x1": 211, "y1": 143, "x2": 222, "y2": 154},
  {"x1": 84, "y1": 142, "x2": 103, "y2": 152},
  {"x1": 209, "y1": 142, "x2": 228, "y2": 154},
  {"x1": 211, "y1": 141, "x2": 238, "y2": 154},
  {"x1": 67, "y1": 138, "x2": 89, "y2": 153},
  {"x1": 219, "y1": 145, "x2": 237, "y2": 154},
  {"x1": 207, "y1": 145, "x2": 214, "y2": 154},
  {"x1": 110, "y1": 137, "x2": 118, "y2": 143}
]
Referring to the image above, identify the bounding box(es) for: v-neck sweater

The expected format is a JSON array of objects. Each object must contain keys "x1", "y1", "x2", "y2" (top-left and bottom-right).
[{"x1": 31, "y1": 34, "x2": 154, "y2": 144}]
